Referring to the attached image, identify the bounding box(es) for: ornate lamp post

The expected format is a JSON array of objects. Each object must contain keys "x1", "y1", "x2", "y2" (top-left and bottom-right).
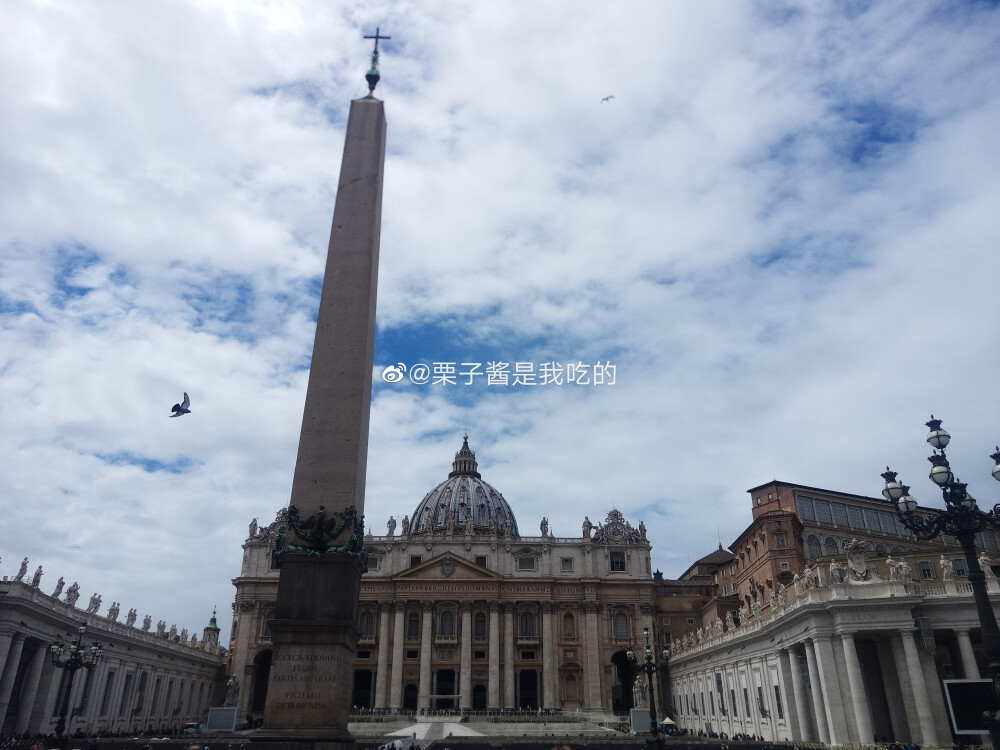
[
  {"x1": 881, "y1": 416, "x2": 1000, "y2": 746},
  {"x1": 50, "y1": 623, "x2": 103, "y2": 736},
  {"x1": 627, "y1": 625, "x2": 670, "y2": 746}
]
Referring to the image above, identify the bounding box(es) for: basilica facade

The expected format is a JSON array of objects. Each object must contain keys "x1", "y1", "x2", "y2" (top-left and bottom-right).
[{"x1": 226, "y1": 437, "x2": 657, "y2": 722}]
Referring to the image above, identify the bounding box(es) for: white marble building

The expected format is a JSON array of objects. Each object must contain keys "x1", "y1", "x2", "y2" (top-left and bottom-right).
[
  {"x1": 668, "y1": 556, "x2": 999, "y2": 745},
  {"x1": 227, "y1": 437, "x2": 657, "y2": 722},
  {"x1": 0, "y1": 574, "x2": 225, "y2": 736}
]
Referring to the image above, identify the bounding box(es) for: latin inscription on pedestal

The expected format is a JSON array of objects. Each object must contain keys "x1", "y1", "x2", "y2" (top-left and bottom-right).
[{"x1": 267, "y1": 646, "x2": 348, "y2": 719}]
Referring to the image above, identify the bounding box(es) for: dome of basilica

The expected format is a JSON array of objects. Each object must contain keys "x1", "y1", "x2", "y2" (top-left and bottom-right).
[{"x1": 409, "y1": 436, "x2": 519, "y2": 537}]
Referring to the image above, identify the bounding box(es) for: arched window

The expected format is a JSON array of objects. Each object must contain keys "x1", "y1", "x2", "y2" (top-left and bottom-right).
[
  {"x1": 359, "y1": 611, "x2": 374, "y2": 637},
  {"x1": 407, "y1": 612, "x2": 420, "y2": 639},
  {"x1": 440, "y1": 610, "x2": 455, "y2": 636},
  {"x1": 474, "y1": 612, "x2": 486, "y2": 639},
  {"x1": 614, "y1": 612, "x2": 628, "y2": 640},
  {"x1": 807, "y1": 534, "x2": 822, "y2": 559},
  {"x1": 520, "y1": 611, "x2": 535, "y2": 637},
  {"x1": 824, "y1": 537, "x2": 839, "y2": 556},
  {"x1": 563, "y1": 613, "x2": 576, "y2": 639}
]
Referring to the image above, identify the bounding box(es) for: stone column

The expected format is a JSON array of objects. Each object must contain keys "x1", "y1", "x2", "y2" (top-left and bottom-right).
[
  {"x1": 0, "y1": 634, "x2": 26, "y2": 724},
  {"x1": 803, "y1": 639, "x2": 829, "y2": 745},
  {"x1": 503, "y1": 603, "x2": 515, "y2": 709},
  {"x1": 390, "y1": 602, "x2": 406, "y2": 709},
  {"x1": 460, "y1": 604, "x2": 472, "y2": 709},
  {"x1": 955, "y1": 629, "x2": 980, "y2": 679},
  {"x1": 841, "y1": 633, "x2": 873, "y2": 742},
  {"x1": 418, "y1": 603, "x2": 433, "y2": 710},
  {"x1": 13, "y1": 643, "x2": 48, "y2": 734},
  {"x1": 488, "y1": 602, "x2": 501, "y2": 709},
  {"x1": 785, "y1": 645, "x2": 812, "y2": 741},
  {"x1": 900, "y1": 629, "x2": 939, "y2": 745},
  {"x1": 541, "y1": 602, "x2": 555, "y2": 708},
  {"x1": 375, "y1": 601, "x2": 392, "y2": 708},
  {"x1": 811, "y1": 635, "x2": 847, "y2": 745},
  {"x1": 584, "y1": 601, "x2": 602, "y2": 710}
]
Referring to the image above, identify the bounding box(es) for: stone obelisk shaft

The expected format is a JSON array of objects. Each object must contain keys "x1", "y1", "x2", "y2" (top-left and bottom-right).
[
  {"x1": 256, "y1": 94, "x2": 385, "y2": 750},
  {"x1": 288, "y1": 94, "x2": 386, "y2": 531}
]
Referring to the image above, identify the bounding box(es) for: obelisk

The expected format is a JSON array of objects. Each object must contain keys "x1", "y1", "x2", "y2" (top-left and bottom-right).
[{"x1": 255, "y1": 32, "x2": 388, "y2": 750}]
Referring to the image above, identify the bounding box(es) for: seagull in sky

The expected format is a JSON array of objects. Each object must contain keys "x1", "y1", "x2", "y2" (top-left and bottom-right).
[
  {"x1": 170, "y1": 392, "x2": 191, "y2": 417},
  {"x1": 601, "y1": 95, "x2": 615, "y2": 103}
]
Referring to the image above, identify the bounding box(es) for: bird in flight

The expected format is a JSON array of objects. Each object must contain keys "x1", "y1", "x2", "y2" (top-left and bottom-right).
[
  {"x1": 601, "y1": 95, "x2": 615, "y2": 103},
  {"x1": 170, "y1": 392, "x2": 191, "y2": 417}
]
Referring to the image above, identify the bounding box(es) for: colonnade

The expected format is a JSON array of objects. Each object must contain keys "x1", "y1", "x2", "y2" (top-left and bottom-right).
[
  {"x1": 672, "y1": 627, "x2": 980, "y2": 744},
  {"x1": 0, "y1": 629, "x2": 217, "y2": 736}
]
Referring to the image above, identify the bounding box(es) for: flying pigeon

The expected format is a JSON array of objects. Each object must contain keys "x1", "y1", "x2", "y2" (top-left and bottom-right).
[
  {"x1": 601, "y1": 95, "x2": 615, "y2": 103},
  {"x1": 170, "y1": 392, "x2": 191, "y2": 417}
]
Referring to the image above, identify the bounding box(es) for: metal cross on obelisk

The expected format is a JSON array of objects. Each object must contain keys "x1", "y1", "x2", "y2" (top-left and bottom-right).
[{"x1": 364, "y1": 27, "x2": 391, "y2": 93}]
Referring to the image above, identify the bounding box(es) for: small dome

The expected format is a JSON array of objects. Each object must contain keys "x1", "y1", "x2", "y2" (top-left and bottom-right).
[{"x1": 410, "y1": 436, "x2": 519, "y2": 537}]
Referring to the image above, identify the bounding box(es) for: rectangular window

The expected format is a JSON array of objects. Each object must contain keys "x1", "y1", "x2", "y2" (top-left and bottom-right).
[
  {"x1": 848, "y1": 505, "x2": 866, "y2": 529},
  {"x1": 879, "y1": 511, "x2": 899, "y2": 536},
  {"x1": 475, "y1": 555, "x2": 488, "y2": 568},
  {"x1": 757, "y1": 686, "x2": 765, "y2": 716},
  {"x1": 709, "y1": 691, "x2": 715, "y2": 714},
  {"x1": 368, "y1": 554, "x2": 381, "y2": 570},
  {"x1": 796, "y1": 497, "x2": 815, "y2": 521},
  {"x1": 409, "y1": 555, "x2": 422, "y2": 567},
  {"x1": 730, "y1": 688, "x2": 738, "y2": 717},
  {"x1": 744, "y1": 687, "x2": 751, "y2": 716},
  {"x1": 474, "y1": 650, "x2": 486, "y2": 660},
  {"x1": 918, "y1": 561, "x2": 935, "y2": 579},
  {"x1": 953, "y1": 558, "x2": 969, "y2": 576},
  {"x1": 985, "y1": 532, "x2": 999, "y2": 551},
  {"x1": 862, "y1": 508, "x2": 881, "y2": 533},
  {"x1": 119, "y1": 674, "x2": 134, "y2": 717},
  {"x1": 561, "y1": 557, "x2": 574, "y2": 572},
  {"x1": 406, "y1": 650, "x2": 419, "y2": 659},
  {"x1": 814, "y1": 500, "x2": 833, "y2": 525},
  {"x1": 518, "y1": 556, "x2": 536, "y2": 571},
  {"x1": 798, "y1": 652, "x2": 810, "y2": 687},
  {"x1": 100, "y1": 671, "x2": 116, "y2": 716},
  {"x1": 686, "y1": 617, "x2": 695, "y2": 625},
  {"x1": 521, "y1": 650, "x2": 535, "y2": 660},
  {"x1": 700, "y1": 692, "x2": 705, "y2": 715},
  {"x1": 357, "y1": 650, "x2": 371, "y2": 659},
  {"x1": 780, "y1": 562, "x2": 790, "y2": 571},
  {"x1": 774, "y1": 685, "x2": 784, "y2": 719},
  {"x1": 610, "y1": 551, "x2": 626, "y2": 572},
  {"x1": 832, "y1": 502, "x2": 849, "y2": 527}
]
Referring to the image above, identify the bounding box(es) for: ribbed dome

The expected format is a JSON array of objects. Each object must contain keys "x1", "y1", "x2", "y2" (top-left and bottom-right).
[{"x1": 410, "y1": 436, "x2": 519, "y2": 537}]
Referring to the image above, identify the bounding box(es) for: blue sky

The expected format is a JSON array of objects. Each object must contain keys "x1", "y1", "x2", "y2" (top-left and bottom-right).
[{"x1": 1, "y1": 0, "x2": 1000, "y2": 643}]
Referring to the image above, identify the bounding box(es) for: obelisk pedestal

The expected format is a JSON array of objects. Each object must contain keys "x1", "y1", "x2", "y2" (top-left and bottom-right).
[{"x1": 253, "y1": 91, "x2": 386, "y2": 750}]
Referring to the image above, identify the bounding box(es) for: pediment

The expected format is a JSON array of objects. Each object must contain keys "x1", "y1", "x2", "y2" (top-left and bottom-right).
[{"x1": 392, "y1": 552, "x2": 504, "y2": 581}]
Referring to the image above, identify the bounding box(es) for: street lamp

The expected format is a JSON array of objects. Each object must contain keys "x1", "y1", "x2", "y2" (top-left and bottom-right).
[
  {"x1": 50, "y1": 623, "x2": 103, "y2": 736},
  {"x1": 881, "y1": 416, "x2": 1000, "y2": 747},
  {"x1": 627, "y1": 625, "x2": 671, "y2": 746}
]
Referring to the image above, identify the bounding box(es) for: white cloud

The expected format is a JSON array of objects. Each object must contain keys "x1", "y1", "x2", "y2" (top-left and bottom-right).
[{"x1": 1, "y1": 0, "x2": 999, "y2": 641}]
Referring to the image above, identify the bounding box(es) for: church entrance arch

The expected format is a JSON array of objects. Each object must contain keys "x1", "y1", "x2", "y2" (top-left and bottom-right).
[
  {"x1": 403, "y1": 684, "x2": 418, "y2": 711},
  {"x1": 517, "y1": 670, "x2": 539, "y2": 709},
  {"x1": 472, "y1": 684, "x2": 487, "y2": 710},
  {"x1": 433, "y1": 669, "x2": 457, "y2": 710},
  {"x1": 352, "y1": 670, "x2": 373, "y2": 709},
  {"x1": 250, "y1": 649, "x2": 272, "y2": 718},
  {"x1": 610, "y1": 649, "x2": 637, "y2": 714}
]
